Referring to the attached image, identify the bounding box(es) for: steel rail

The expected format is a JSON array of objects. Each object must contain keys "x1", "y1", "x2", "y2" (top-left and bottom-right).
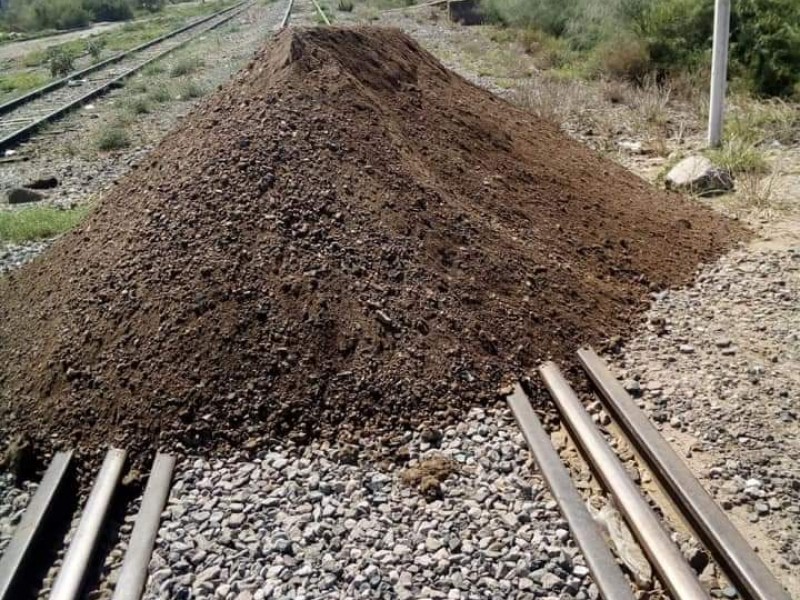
[
  {"x1": 111, "y1": 453, "x2": 175, "y2": 600},
  {"x1": 0, "y1": 1, "x2": 248, "y2": 118},
  {"x1": 310, "y1": 0, "x2": 331, "y2": 25},
  {"x1": 49, "y1": 448, "x2": 127, "y2": 600},
  {"x1": 0, "y1": 2, "x2": 253, "y2": 153},
  {"x1": 280, "y1": 0, "x2": 295, "y2": 28},
  {"x1": 577, "y1": 347, "x2": 792, "y2": 600},
  {"x1": 507, "y1": 384, "x2": 636, "y2": 600},
  {"x1": 0, "y1": 452, "x2": 74, "y2": 600},
  {"x1": 539, "y1": 362, "x2": 710, "y2": 600}
]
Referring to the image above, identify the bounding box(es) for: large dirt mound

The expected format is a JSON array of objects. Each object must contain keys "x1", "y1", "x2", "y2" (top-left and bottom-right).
[{"x1": 0, "y1": 27, "x2": 744, "y2": 464}]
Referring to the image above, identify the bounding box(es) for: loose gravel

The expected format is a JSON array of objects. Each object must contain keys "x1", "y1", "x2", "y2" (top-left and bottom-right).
[
  {"x1": 144, "y1": 407, "x2": 600, "y2": 600},
  {"x1": 0, "y1": 240, "x2": 51, "y2": 275},
  {"x1": 0, "y1": 472, "x2": 37, "y2": 555},
  {"x1": 609, "y1": 245, "x2": 800, "y2": 596}
]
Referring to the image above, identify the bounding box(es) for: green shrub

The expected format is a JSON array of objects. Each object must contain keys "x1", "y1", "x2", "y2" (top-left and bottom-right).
[
  {"x1": 147, "y1": 86, "x2": 173, "y2": 103},
  {"x1": 0, "y1": 72, "x2": 48, "y2": 94},
  {"x1": 95, "y1": 123, "x2": 131, "y2": 150},
  {"x1": 589, "y1": 32, "x2": 651, "y2": 81},
  {"x1": 24, "y1": 0, "x2": 92, "y2": 30},
  {"x1": 169, "y1": 56, "x2": 204, "y2": 78},
  {"x1": 137, "y1": 0, "x2": 165, "y2": 11},
  {"x1": 82, "y1": 0, "x2": 134, "y2": 22},
  {"x1": 338, "y1": 0, "x2": 354, "y2": 11},
  {"x1": 731, "y1": 0, "x2": 800, "y2": 97},
  {"x1": 86, "y1": 37, "x2": 105, "y2": 60},
  {"x1": 176, "y1": 80, "x2": 204, "y2": 100},
  {"x1": 48, "y1": 47, "x2": 76, "y2": 77},
  {"x1": 126, "y1": 96, "x2": 151, "y2": 114},
  {"x1": 2, "y1": 0, "x2": 137, "y2": 32}
]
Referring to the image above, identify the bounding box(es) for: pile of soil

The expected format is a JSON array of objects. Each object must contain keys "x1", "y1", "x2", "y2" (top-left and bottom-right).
[{"x1": 0, "y1": 27, "x2": 744, "y2": 465}]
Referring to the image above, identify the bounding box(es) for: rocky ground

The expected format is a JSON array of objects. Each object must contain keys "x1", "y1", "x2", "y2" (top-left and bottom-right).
[
  {"x1": 141, "y1": 408, "x2": 598, "y2": 600},
  {"x1": 608, "y1": 245, "x2": 800, "y2": 595},
  {"x1": 0, "y1": 472, "x2": 36, "y2": 555}
]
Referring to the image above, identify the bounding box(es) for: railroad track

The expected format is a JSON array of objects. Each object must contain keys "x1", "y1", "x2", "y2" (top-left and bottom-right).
[
  {"x1": 508, "y1": 348, "x2": 791, "y2": 600},
  {"x1": 0, "y1": 1, "x2": 254, "y2": 154},
  {"x1": 0, "y1": 449, "x2": 174, "y2": 600}
]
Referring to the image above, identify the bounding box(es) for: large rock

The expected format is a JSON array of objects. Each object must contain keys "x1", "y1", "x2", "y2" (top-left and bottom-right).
[
  {"x1": 665, "y1": 155, "x2": 733, "y2": 196},
  {"x1": 7, "y1": 187, "x2": 44, "y2": 204}
]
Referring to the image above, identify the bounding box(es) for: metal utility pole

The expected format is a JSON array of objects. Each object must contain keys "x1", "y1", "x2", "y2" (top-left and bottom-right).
[{"x1": 708, "y1": 0, "x2": 731, "y2": 147}]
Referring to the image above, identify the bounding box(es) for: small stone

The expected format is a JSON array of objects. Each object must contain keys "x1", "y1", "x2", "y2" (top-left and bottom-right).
[
  {"x1": 622, "y1": 379, "x2": 641, "y2": 397},
  {"x1": 573, "y1": 565, "x2": 590, "y2": 579}
]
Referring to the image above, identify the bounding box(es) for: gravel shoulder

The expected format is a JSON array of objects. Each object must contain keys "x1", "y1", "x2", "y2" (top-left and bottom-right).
[{"x1": 144, "y1": 408, "x2": 599, "y2": 600}]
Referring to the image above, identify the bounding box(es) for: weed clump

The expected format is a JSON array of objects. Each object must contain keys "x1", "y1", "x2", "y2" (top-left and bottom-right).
[
  {"x1": 169, "y1": 57, "x2": 204, "y2": 78},
  {"x1": 95, "y1": 123, "x2": 131, "y2": 151}
]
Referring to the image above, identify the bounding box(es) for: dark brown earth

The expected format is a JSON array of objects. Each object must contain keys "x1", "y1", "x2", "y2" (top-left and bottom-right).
[{"x1": 0, "y1": 27, "x2": 745, "y2": 467}]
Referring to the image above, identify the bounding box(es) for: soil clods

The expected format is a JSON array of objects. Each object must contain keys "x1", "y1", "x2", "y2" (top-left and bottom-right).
[{"x1": 0, "y1": 27, "x2": 744, "y2": 465}]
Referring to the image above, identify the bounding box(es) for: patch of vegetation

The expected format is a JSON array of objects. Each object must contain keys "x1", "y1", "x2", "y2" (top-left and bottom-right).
[
  {"x1": 86, "y1": 37, "x2": 105, "y2": 61},
  {"x1": 126, "y1": 96, "x2": 151, "y2": 114},
  {"x1": 176, "y1": 79, "x2": 204, "y2": 100},
  {"x1": 313, "y1": 2, "x2": 334, "y2": 24},
  {"x1": 169, "y1": 56, "x2": 204, "y2": 78},
  {"x1": 94, "y1": 122, "x2": 131, "y2": 150},
  {"x1": 142, "y1": 62, "x2": 166, "y2": 77},
  {"x1": 338, "y1": 0, "x2": 354, "y2": 12},
  {"x1": 707, "y1": 138, "x2": 769, "y2": 176},
  {"x1": 480, "y1": 0, "x2": 800, "y2": 98},
  {"x1": 147, "y1": 85, "x2": 173, "y2": 103},
  {"x1": 0, "y1": 71, "x2": 48, "y2": 94},
  {"x1": 47, "y1": 46, "x2": 76, "y2": 77},
  {"x1": 0, "y1": 205, "x2": 91, "y2": 243}
]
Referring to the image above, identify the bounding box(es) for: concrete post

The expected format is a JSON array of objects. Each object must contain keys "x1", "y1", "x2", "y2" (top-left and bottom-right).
[{"x1": 708, "y1": 0, "x2": 731, "y2": 147}]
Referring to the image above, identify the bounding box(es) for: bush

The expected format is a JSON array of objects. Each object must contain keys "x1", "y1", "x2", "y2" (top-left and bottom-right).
[
  {"x1": 169, "y1": 56, "x2": 204, "y2": 78},
  {"x1": 82, "y1": 0, "x2": 134, "y2": 22},
  {"x1": 86, "y1": 37, "x2": 105, "y2": 60},
  {"x1": 48, "y1": 47, "x2": 77, "y2": 77},
  {"x1": 338, "y1": 0, "x2": 354, "y2": 12},
  {"x1": 20, "y1": 0, "x2": 92, "y2": 31},
  {"x1": 589, "y1": 32, "x2": 651, "y2": 82},
  {"x1": 95, "y1": 123, "x2": 131, "y2": 150},
  {"x1": 482, "y1": 0, "x2": 800, "y2": 98},
  {"x1": 731, "y1": 0, "x2": 800, "y2": 97},
  {"x1": 126, "y1": 96, "x2": 151, "y2": 114},
  {"x1": 176, "y1": 80, "x2": 204, "y2": 100},
  {"x1": 2, "y1": 0, "x2": 137, "y2": 32},
  {"x1": 137, "y1": 0, "x2": 165, "y2": 11}
]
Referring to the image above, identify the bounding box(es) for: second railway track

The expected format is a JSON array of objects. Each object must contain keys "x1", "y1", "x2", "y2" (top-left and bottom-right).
[{"x1": 0, "y1": 0, "x2": 254, "y2": 154}]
